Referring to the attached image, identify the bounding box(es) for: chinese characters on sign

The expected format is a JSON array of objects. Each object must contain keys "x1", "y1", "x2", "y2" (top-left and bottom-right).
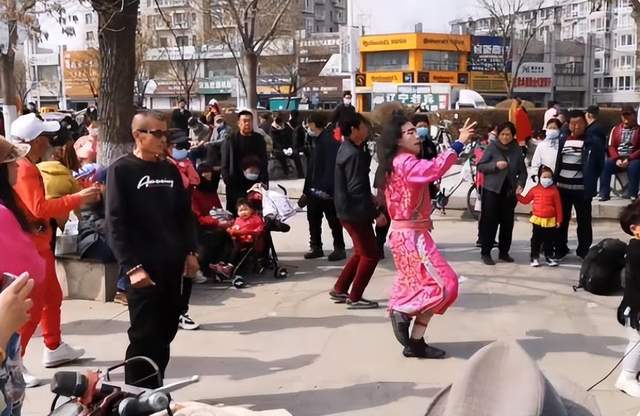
[
  {"x1": 372, "y1": 92, "x2": 449, "y2": 111},
  {"x1": 469, "y1": 36, "x2": 511, "y2": 73},
  {"x1": 513, "y1": 62, "x2": 553, "y2": 93}
]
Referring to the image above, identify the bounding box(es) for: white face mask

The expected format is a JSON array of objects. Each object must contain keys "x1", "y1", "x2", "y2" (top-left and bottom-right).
[
  {"x1": 546, "y1": 129, "x2": 560, "y2": 140},
  {"x1": 172, "y1": 148, "x2": 189, "y2": 161},
  {"x1": 343, "y1": 98, "x2": 352, "y2": 106},
  {"x1": 244, "y1": 170, "x2": 259, "y2": 181},
  {"x1": 540, "y1": 177, "x2": 554, "y2": 188}
]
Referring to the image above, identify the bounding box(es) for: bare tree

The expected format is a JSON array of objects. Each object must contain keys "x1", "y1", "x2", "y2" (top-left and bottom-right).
[
  {"x1": 89, "y1": 0, "x2": 139, "y2": 165},
  {"x1": 153, "y1": 0, "x2": 204, "y2": 108},
  {"x1": 0, "y1": 0, "x2": 73, "y2": 133},
  {"x1": 477, "y1": 0, "x2": 546, "y2": 97},
  {"x1": 210, "y1": 0, "x2": 295, "y2": 109},
  {"x1": 13, "y1": 58, "x2": 29, "y2": 103},
  {"x1": 78, "y1": 48, "x2": 101, "y2": 99}
]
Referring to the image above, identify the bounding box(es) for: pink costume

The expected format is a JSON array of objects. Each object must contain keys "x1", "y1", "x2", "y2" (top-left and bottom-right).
[
  {"x1": 384, "y1": 150, "x2": 459, "y2": 316},
  {"x1": 0, "y1": 204, "x2": 45, "y2": 284}
]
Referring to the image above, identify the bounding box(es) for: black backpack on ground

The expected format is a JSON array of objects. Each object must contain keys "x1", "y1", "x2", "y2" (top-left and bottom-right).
[{"x1": 574, "y1": 238, "x2": 627, "y2": 295}]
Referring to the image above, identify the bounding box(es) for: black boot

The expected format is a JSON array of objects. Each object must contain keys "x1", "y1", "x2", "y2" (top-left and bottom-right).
[
  {"x1": 390, "y1": 311, "x2": 411, "y2": 347},
  {"x1": 402, "y1": 338, "x2": 446, "y2": 359},
  {"x1": 327, "y1": 248, "x2": 346, "y2": 261},
  {"x1": 304, "y1": 247, "x2": 324, "y2": 259}
]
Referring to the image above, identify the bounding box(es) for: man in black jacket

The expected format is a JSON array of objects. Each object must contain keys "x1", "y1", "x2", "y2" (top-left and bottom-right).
[
  {"x1": 221, "y1": 110, "x2": 268, "y2": 215},
  {"x1": 586, "y1": 105, "x2": 608, "y2": 148},
  {"x1": 171, "y1": 98, "x2": 191, "y2": 135},
  {"x1": 554, "y1": 110, "x2": 605, "y2": 259},
  {"x1": 332, "y1": 112, "x2": 384, "y2": 309},
  {"x1": 106, "y1": 110, "x2": 199, "y2": 388},
  {"x1": 303, "y1": 112, "x2": 345, "y2": 261}
]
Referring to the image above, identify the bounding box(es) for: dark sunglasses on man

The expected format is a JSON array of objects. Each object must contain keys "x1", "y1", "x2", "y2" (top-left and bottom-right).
[{"x1": 137, "y1": 129, "x2": 168, "y2": 139}]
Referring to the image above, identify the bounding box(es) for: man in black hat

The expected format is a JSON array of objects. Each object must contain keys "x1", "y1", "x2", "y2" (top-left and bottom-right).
[
  {"x1": 599, "y1": 105, "x2": 640, "y2": 201},
  {"x1": 171, "y1": 98, "x2": 191, "y2": 135}
]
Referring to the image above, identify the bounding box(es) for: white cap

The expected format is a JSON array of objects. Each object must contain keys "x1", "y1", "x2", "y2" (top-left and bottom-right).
[
  {"x1": 208, "y1": 98, "x2": 218, "y2": 106},
  {"x1": 10, "y1": 113, "x2": 60, "y2": 143}
]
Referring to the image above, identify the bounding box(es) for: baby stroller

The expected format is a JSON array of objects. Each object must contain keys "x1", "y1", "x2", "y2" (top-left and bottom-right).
[{"x1": 213, "y1": 184, "x2": 297, "y2": 288}]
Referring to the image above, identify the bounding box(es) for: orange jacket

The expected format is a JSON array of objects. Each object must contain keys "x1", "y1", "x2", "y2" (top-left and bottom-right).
[
  {"x1": 227, "y1": 213, "x2": 264, "y2": 244},
  {"x1": 517, "y1": 184, "x2": 563, "y2": 224},
  {"x1": 515, "y1": 107, "x2": 533, "y2": 145},
  {"x1": 13, "y1": 158, "x2": 82, "y2": 253}
]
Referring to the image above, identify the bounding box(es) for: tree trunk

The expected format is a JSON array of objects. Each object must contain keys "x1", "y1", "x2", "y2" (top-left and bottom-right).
[
  {"x1": 244, "y1": 51, "x2": 258, "y2": 110},
  {"x1": 92, "y1": 0, "x2": 139, "y2": 166},
  {"x1": 1, "y1": 16, "x2": 19, "y2": 135}
]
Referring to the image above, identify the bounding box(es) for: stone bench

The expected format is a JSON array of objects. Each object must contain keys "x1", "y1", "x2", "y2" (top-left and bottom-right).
[{"x1": 55, "y1": 254, "x2": 119, "y2": 302}]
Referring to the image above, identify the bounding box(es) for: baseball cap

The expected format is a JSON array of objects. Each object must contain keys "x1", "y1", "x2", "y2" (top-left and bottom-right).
[
  {"x1": 0, "y1": 137, "x2": 30, "y2": 164},
  {"x1": 10, "y1": 113, "x2": 60, "y2": 143},
  {"x1": 622, "y1": 105, "x2": 636, "y2": 115}
]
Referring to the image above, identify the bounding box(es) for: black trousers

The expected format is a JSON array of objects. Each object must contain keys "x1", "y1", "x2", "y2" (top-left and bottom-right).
[
  {"x1": 198, "y1": 228, "x2": 233, "y2": 275},
  {"x1": 307, "y1": 196, "x2": 345, "y2": 251},
  {"x1": 275, "y1": 151, "x2": 304, "y2": 178},
  {"x1": 125, "y1": 262, "x2": 183, "y2": 388},
  {"x1": 479, "y1": 189, "x2": 517, "y2": 256},
  {"x1": 531, "y1": 224, "x2": 557, "y2": 259},
  {"x1": 558, "y1": 189, "x2": 593, "y2": 258},
  {"x1": 375, "y1": 207, "x2": 391, "y2": 255}
]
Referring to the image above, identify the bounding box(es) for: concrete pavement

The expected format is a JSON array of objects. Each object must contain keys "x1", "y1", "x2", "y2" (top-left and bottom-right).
[{"x1": 22, "y1": 212, "x2": 640, "y2": 416}]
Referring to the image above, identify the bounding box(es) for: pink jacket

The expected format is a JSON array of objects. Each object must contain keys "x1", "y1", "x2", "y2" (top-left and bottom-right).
[{"x1": 0, "y1": 204, "x2": 45, "y2": 284}]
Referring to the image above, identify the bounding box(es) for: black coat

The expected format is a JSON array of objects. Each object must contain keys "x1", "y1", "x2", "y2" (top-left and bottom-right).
[
  {"x1": 171, "y1": 108, "x2": 191, "y2": 132},
  {"x1": 221, "y1": 131, "x2": 269, "y2": 194},
  {"x1": 304, "y1": 129, "x2": 341, "y2": 197},
  {"x1": 334, "y1": 138, "x2": 376, "y2": 222},
  {"x1": 586, "y1": 121, "x2": 608, "y2": 149},
  {"x1": 618, "y1": 239, "x2": 640, "y2": 326}
]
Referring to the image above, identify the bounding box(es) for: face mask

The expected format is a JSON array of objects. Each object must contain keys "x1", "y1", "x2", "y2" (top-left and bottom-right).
[
  {"x1": 546, "y1": 129, "x2": 560, "y2": 140},
  {"x1": 244, "y1": 170, "x2": 259, "y2": 181},
  {"x1": 540, "y1": 177, "x2": 554, "y2": 188},
  {"x1": 172, "y1": 148, "x2": 189, "y2": 160},
  {"x1": 416, "y1": 127, "x2": 430, "y2": 140},
  {"x1": 343, "y1": 98, "x2": 352, "y2": 106}
]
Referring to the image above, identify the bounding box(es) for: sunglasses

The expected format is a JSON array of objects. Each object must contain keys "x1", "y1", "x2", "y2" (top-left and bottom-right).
[
  {"x1": 623, "y1": 112, "x2": 634, "y2": 116},
  {"x1": 137, "y1": 129, "x2": 168, "y2": 139}
]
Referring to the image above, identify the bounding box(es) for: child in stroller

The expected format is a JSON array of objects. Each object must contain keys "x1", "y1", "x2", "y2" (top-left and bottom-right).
[{"x1": 211, "y1": 186, "x2": 294, "y2": 286}]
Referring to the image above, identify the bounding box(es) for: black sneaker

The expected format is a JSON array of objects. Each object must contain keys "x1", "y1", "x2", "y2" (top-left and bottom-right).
[
  {"x1": 346, "y1": 298, "x2": 379, "y2": 309},
  {"x1": 481, "y1": 255, "x2": 495, "y2": 266},
  {"x1": 598, "y1": 195, "x2": 610, "y2": 202},
  {"x1": 329, "y1": 290, "x2": 349, "y2": 303},
  {"x1": 390, "y1": 311, "x2": 411, "y2": 347},
  {"x1": 327, "y1": 249, "x2": 346, "y2": 261},
  {"x1": 304, "y1": 248, "x2": 324, "y2": 259},
  {"x1": 498, "y1": 253, "x2": 515, "y2": 263}
]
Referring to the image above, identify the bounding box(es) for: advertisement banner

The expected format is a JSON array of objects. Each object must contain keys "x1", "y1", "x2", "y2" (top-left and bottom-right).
[
  {"x1": 63, "y1": 49, "x2": 100, "y2": 98},
  {"x1": 470, "y1": 36, "x2": 511, "y2": 72},
  {"x1": 513, "y1": 62, "x2": 553, "y2": 93},
  {"x1": 372, "y1": 92, "x2": 449, "y2": 110}
]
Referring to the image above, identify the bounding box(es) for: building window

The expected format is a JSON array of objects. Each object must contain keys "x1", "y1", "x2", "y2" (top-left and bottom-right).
[
  {"x1": 618, "y1": 0, "x2": 631, "y2": 8},
  {"x1": 85, "y1": 13, "x2": 93, "y2": 25},
  {"x1": 621, "y1": 55, "x2": 635, "y2": 68},
  {"x1": 176, "y1": 36, "x2": 189, "y2": 47},
  {"x1": 423, "y1": 51, "x2": 460, "y2": 72},
  {"x1": 159, "y1": 37, "x2": 168, "y2": 47},
  {"x1": 303, "y1": 0, "x2": 313, "y2": 12},
  {"x1": 618, "y1": 14, "x2": 631, "y2": 28},
  {"x1": 365, "y1": 51, "x2": 410, "y2": 71},
  {"x1": 604, "y1": 77, "x2": 613, "y2": 88},
  {"x1": 594, "y1": 58, "x2": 602, "y2": 72},
  {"x1": 173, "y1": 12, "x2": 186, "y2": 27},
  {"x1": 618, "y1": 75, "x2": 633, "y2": 90},
  {"x1": 304, "y1": 17, "x2": 314, "y2": 33},
  {"x1": 594, "y1": 78, "x2": 599, "y2": 89},
  {"x1": 619, "y1": 33, "x2": 634, "y2": 47},
  {"x1": 85, "y1": 31, "x2": 94, "y2": 41}
]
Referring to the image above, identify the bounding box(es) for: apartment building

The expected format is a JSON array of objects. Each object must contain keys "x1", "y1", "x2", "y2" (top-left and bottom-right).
[
  {"x1": 301, "y1": 0, "x2": 347, "y2": 34},
  {"x1": 452, "y1": 0, "x2": 638, "y2": 106}
]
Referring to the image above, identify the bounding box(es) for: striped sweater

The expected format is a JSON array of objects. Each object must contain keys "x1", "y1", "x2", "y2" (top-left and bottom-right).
[{"x1": 557, "y1": 139, "x2": 584, "y2": 191}]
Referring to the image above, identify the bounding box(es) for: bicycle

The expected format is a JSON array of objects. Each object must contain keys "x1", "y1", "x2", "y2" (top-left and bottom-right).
[{"x1": 431, "y1": 139, "x2": 483, "y2": 220}]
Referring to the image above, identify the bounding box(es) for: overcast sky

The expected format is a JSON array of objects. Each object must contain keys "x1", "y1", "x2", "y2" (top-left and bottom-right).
[{"x1": 353, "y1": 0, "x2": 479, "y2": 34}]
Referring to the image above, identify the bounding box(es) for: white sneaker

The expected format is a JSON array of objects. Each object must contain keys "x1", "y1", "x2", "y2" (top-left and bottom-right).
[
  {"x1": 193, "y1": 271, "x2": 207, "y2": 284},
  {"x1": 530, "y1": 258, "x2": 540, "y2": 267},
  {"x1": 21, "y1": 365, "x2": 40, "y2": 388},
  {"x1": 42, "y1": 342, "x2": 85, "y2": 368},
  {"x1": 616, "y1": 371, "x2": 640, "y2": 398},
  {"x1": 546, "y1": 258, "x2": 559, "y2": 267},
  {"x1": 179, "y1": 314, "x2": 200, "y2": 330}
]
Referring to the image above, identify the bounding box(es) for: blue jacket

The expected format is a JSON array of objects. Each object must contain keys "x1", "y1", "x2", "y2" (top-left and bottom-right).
[{"x1": 553, "y1": 130, "x2": 605, "y2": 199}]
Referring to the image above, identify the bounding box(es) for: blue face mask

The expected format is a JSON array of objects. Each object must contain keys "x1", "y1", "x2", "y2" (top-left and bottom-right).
[
  {"x1": 172, "y1": 148, "x2": 189, "y2": 161},
  {"x1": 540, "y1": 177, "x2": 554, "y2": 188},
  {"x1": 546, "y1": 129, "x2": 560, "y2": 141},
  {"x1": 416, "y1": 127, "x2": 431, "y2": 140}
]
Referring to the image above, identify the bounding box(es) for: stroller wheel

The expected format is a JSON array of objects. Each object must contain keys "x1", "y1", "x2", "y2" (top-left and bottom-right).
[
  {"x1": 232, "y1": 276, "x2": 246, "y2": 288},
  {"x1": 275, "y1": 268, "x2": 288, "y2": 279}
]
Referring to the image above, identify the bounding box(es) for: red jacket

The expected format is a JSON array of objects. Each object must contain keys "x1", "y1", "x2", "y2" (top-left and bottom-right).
[
  {"x1": 192, "y1": 189, "x2": 222, "y2": 228},
  {"x1": 608, "y1": 124, "x2": 640, "y2": 160},
  {"x1": 169, "y1": 158, "x2": 200, "y2": 189},
  {"x1": 515, "y1": 107, "x2": 533, "y2": 146},
  {"x1": 517, "y1": 184, "x2": 563, "y2": 224},
  {"x1": 13, "y1": 158, "x2": 82, "y2": 253},
  {"x1": 227, "y1": 213, "x2": 264, "y2": 244}
]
